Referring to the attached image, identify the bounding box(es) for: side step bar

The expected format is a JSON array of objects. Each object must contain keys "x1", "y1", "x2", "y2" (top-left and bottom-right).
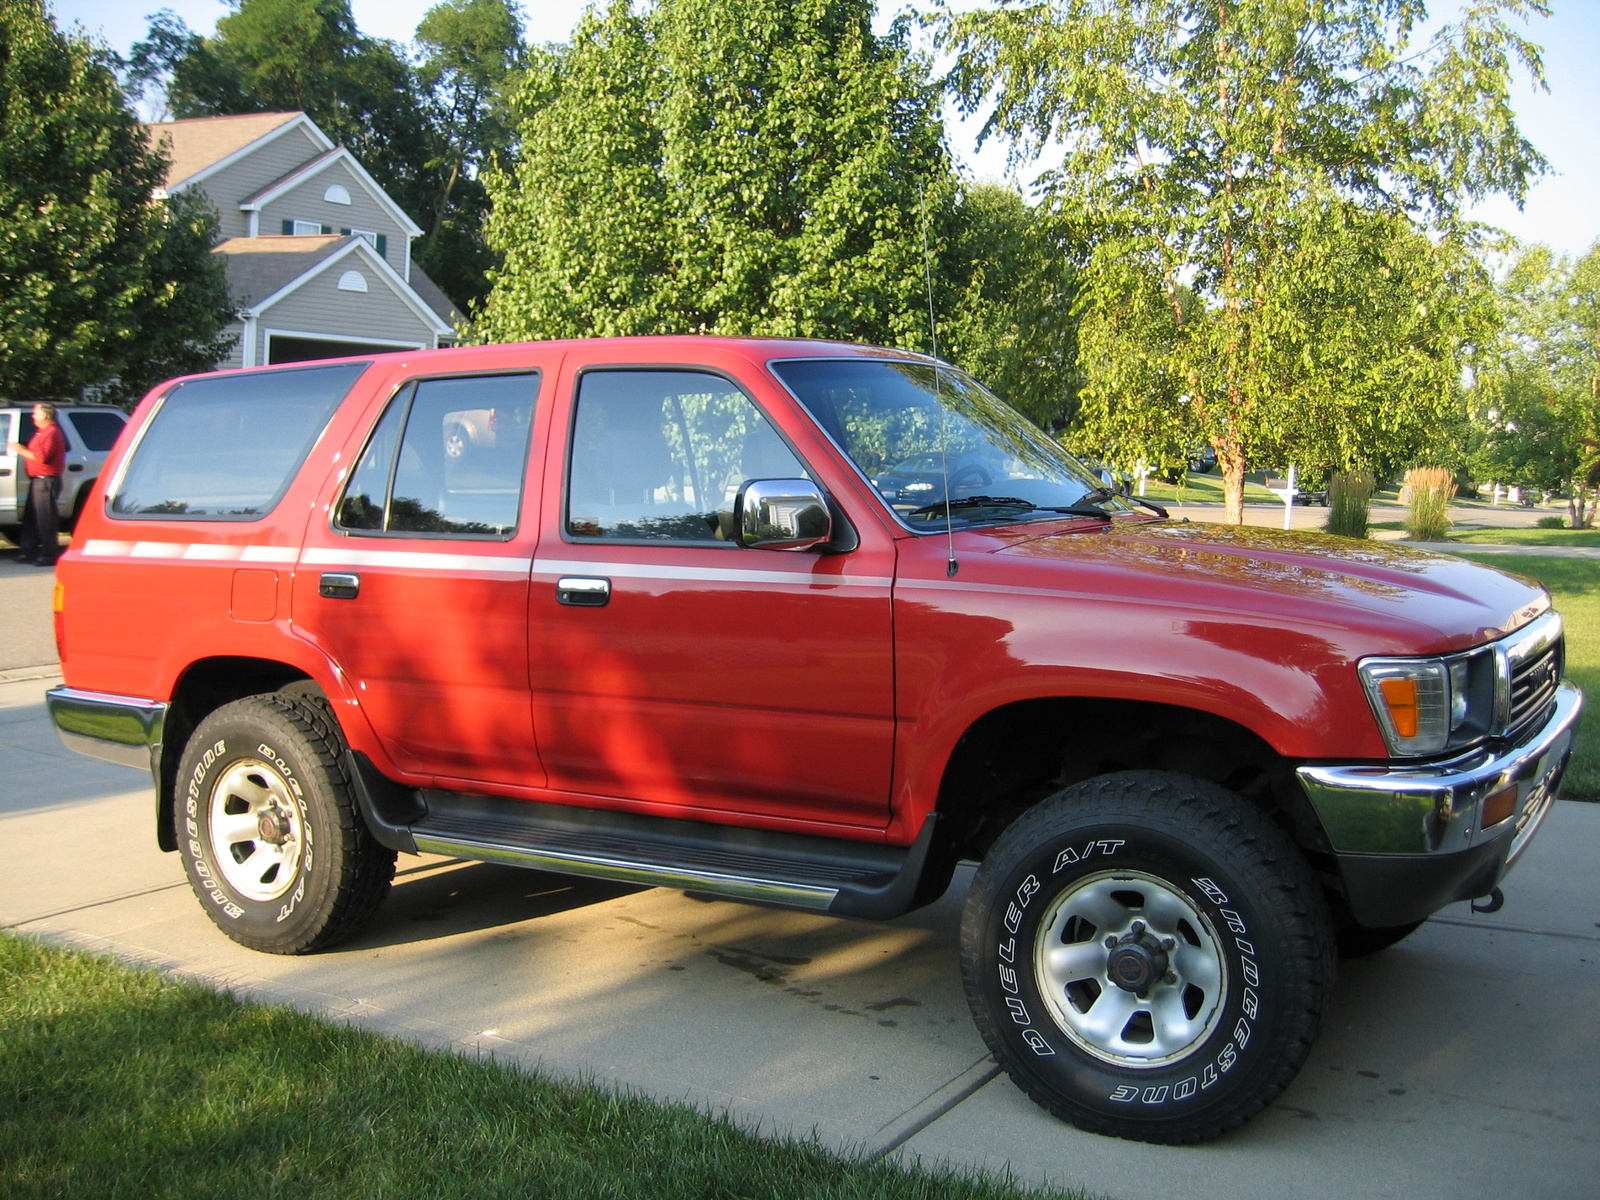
[{"x1": 345, "y1": 752, "x2": 939, "y2": 920}]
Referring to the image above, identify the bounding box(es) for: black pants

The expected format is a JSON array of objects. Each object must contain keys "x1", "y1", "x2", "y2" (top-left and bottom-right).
[{"x1": 18, "y1": 475, "x2": 61, "y2": 562}]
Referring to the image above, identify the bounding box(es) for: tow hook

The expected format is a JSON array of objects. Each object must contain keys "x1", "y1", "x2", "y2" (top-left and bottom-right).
[{"x1": 1471, "y1": 886, "x2": 1505, "y2": 914}]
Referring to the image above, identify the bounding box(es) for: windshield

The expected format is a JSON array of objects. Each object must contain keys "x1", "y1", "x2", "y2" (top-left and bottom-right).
[{"x1": 769, "y1": 357, "x2": 1128, "y2": 530}]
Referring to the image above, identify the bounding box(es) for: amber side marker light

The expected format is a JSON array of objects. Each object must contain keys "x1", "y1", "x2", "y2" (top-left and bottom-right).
[
  {"x1": 1482, "y1": 786, "x2": 1519, "y2": 829},
  {"x1": 52, "y1": 580, "x2": 65, "y2": 614},
  {"x1": 1378, "y1": 677, "x2": 1420, "y2": 738}
]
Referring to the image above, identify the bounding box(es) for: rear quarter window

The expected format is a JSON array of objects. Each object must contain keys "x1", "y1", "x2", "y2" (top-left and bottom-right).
[
  {"x1": 65, "y1": 410, "x2": 127, "y2": 453},
  {"x1": 108, "y1": 362, "x2": 368, "y2": 520}
]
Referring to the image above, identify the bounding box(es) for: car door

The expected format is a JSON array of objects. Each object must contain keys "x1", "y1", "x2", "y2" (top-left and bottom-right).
[
  {"x1": 526, "y1": 363, "x2": 898, "y2": 832},
  {"x1": 0, "y1": 412, "x2": 19, "y2": 527},
  {"x1": 294, "y1": 362, "x2": 550, "y2": 790}
]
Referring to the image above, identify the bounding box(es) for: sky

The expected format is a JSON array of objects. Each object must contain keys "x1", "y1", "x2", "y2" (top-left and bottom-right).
[{"x1": 49, "y1": 0, "x2": 1600, "y2": 259}]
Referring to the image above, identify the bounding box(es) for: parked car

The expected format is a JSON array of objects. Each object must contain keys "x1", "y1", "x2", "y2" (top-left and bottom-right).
[
  {"x1": 47, "y1": 340, "x2": 1578, "y2": 1145},
  {"x1": 0, "y1": 404, "x2": 128, "y2": 541}
]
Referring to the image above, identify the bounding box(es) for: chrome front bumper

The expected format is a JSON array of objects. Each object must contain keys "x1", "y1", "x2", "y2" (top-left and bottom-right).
[
  {"x1": 46, "y1": 686, "x2": 168, "y2": 785},
  {"x1": 1297, "y1": 679, "x2": 1581, "y2": 858}
]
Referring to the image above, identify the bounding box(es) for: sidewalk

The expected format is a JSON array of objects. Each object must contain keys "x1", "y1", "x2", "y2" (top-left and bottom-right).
[{"x1": 3, "y1": 667, "x2": 1597, "y2": 1200}]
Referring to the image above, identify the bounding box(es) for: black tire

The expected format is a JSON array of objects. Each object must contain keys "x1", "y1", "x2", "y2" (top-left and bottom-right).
[
  {"x1": 960, "y1": 770, "x2": 1334, "y2": 1144},
  {"x1": 1335, "y1": 919, "x2": 1423, "y2": 958},
  {"x1": 176, "y1": 693, "x2": 395, "y2": 954}
]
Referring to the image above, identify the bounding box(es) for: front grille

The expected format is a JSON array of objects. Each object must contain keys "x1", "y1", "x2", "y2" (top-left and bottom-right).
[{"x1": 1506, "y1": 637, "x2": 1562, "y2": 742}]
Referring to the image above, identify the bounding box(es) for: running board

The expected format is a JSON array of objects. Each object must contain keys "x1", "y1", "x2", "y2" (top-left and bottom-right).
[{"x1": 345, "y1": 753, "x2": 937, "y2": 920}]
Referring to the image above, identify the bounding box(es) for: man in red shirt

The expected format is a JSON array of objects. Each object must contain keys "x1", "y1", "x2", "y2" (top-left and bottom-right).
[{"x1": 7, "y1": 402, "x2": 67, "y2": 566}]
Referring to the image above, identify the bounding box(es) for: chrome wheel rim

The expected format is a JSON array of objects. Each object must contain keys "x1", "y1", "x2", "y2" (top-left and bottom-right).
[
  {"x1": 1033, "y1": 870, "x2": 1227, "y2": 1067},
  {"x1": 207, "y1": 759, "x2": 305, "y2": 902}
]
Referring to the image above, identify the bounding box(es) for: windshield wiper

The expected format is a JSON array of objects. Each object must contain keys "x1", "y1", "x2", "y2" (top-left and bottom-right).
[
  {"x1": 908, "y1": 495, "x2": 1113, "y2": 523},
  {"x1": 1077, "y1": 486, "x2": 1169, "y2": 519}
]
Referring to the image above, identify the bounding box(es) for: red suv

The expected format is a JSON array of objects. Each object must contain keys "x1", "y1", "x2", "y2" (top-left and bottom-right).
[{"x1": 47, "y1": 337, "x2": 1579, "y2": 1143}]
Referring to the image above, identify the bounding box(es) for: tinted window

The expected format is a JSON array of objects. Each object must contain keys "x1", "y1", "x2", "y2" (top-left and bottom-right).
[
  {"x1": 15, "y1": 413, "x2": 72, "y2": 450},
  {"x1": 567, "y1": 370, "x2": 809, "y2": 542},
  {"x1": 109, "y1": 363, "x2": 367, "y2": 520},
  {"x1": 65, "y1": 410, "x2": 126, "y2": 452},
  {"x1": 335, "y1": 372, "x2": 538, "y2": 538}
]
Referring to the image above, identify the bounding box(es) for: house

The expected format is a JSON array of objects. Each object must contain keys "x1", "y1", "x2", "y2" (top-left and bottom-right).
[{"x1": 146, "y1": 111, "x2": 462, "y2": 368}]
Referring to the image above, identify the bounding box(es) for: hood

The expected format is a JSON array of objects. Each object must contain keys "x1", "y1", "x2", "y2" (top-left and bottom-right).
[{"x1": 982, "y1": 518, "x2": 1548, "y2": 655}]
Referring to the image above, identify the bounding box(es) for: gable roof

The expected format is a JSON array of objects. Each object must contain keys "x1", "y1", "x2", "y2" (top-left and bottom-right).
[
  {"x1": 146, "y1": 112, "x2": 332, "y2": 193},
  {"x1": 406, "y1": 265, "x2": 466, "y2": 329},
  {"x1": 238, "y1": 145, "x2": 424, "y2": 238},
  {"x1": 213, "y1": 236, "x2": 454, "y2": 336}
]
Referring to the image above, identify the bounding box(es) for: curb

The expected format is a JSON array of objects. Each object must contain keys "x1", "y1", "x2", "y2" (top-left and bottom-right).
[{"x1": 0, "y1": 665, "x2": 62, "y2": 685}]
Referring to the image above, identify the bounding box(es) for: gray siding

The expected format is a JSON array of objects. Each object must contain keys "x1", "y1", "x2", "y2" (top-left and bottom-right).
[
  {"x1": 214, "y1": 321, "x2": 248, "y2": 371},
  {"x1": 254, "y1": 256, "x2": 437, "y2": 362},
  {"x1": 182, "y1": 123, "x2": 329, "y2": 239},
  {"x1": 257, "y1": 158, "x2": 413, "y2": 272}
]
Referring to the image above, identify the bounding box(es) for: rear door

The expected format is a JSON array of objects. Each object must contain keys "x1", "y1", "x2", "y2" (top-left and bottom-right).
[
  {"x1": 0, "y1": 413, "x2": 18, "y2": 525},
  {"x1": 294, "y1": 357, "x2": 554, "y2": 790},
  {"x1": 60, "y1": 409, "x2": 128, "y2": 519}
]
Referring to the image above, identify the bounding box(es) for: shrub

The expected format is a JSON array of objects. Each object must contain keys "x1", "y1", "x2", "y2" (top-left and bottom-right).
[
  {"x1": 1537, "y1": 515, "x2": 1566, "y2": 529},
  {"x1": 1404, "y1": 466, "x2": 1456, "y2": 540},
  {"x1": 1325, "y1": 470, "x2": 1376, "y2": 538}
]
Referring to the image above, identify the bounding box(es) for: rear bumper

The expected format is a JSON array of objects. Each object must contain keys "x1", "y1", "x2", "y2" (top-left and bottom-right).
[
  {"x1": 1297, "y1": 680, "x2": 1580, "y2": 927},
  {"x1": 46, "y1": 686, "x2": 167, "y2": 785}
]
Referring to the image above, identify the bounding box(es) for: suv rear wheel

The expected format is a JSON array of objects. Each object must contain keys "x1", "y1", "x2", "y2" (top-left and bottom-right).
[
  {"x1": 176, "y1": 693, "x2": 395, "y2": 954},
  {"x1": 960, "y1": 770, "x2": 1334, "y2": 1143}
]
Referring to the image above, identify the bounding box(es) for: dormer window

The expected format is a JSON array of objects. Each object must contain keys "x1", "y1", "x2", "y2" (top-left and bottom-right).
[{"x1": 324, "y1": 183, "x2": 352, "y2": 205}]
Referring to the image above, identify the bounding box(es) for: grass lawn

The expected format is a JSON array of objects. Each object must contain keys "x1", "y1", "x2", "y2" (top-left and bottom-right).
[
  {"x1": 1447, "y1": 527, "x2": 1600, "y2": 547},
  {"x1": 1455, "y1": 553, "x2": 1600, "y2": 800},
  {"x1": 1135, "y1": 470, "x2": 1281, "y2": 506},
  {"x1": 0, "y1": 933, "x2": 1081, "y2": 1200}
]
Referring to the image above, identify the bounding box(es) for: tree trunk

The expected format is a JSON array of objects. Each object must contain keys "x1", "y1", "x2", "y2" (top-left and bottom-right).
[{"x1": 1215, "y1": 437, "x2": 1246, "y2": 524}]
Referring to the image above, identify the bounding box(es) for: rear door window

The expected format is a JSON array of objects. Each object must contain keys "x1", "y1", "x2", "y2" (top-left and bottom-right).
[
  {"x1": 15, "y1": 413, "x2": 73, "y2": 451},
  {"x1": 336, "y1": 372, "x2": 539, "y2": 538},
  {"x1": 65, "y1": 410, "x2": 127, "y2": 452},
  {"x1": 108, "y1": 362, "x2": 368, "y2": 520}
]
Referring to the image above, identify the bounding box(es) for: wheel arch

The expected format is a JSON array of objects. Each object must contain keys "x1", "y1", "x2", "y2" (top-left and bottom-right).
[
  {"x1": 156, "y1": 656, "x2": 324, "y2": 851},
  {"x1": 927, "y1": 696, "x2": 1334, "y2": 869}
]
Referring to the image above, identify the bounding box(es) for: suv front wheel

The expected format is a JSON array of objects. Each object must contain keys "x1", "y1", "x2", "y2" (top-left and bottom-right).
[{"x1": 960, "y1": 770, "x2": 1334, "y2": 1143}]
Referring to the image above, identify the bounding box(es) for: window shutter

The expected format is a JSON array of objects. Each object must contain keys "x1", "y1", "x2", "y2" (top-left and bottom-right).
[
  {"x1": 321, "y1": 224, "x2": 333, "y2": 235},
  {"x1": 375, "y1": 234, "x2": 387, "y2": 260},
  {"x1": 281, "y1": 219, "x2": 293, "y2": 235},
  {"x1": 340, "y1": 228, "x2": 351, "y2": 236}
]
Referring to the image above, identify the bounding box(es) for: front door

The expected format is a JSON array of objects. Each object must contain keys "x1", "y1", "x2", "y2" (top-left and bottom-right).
[{"x1": 527, "y1": 367, "x2": 897, "y2": 832}]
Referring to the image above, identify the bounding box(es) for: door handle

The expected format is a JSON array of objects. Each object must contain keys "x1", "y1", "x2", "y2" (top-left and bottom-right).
[
  {"x1": 67, "y1": 463, "x2": 84, "y2": 472},
  {"x1": 556, "y1": 576, "x2": 610, "y2": 607},
  {"x1": 319, "y1": 572, "x2": 361, "y2": 599}
]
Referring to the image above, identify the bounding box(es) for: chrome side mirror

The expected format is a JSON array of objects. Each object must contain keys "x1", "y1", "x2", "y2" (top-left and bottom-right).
[{"x1": 735, "y1": 478, "x2": 832, "y2": 550}]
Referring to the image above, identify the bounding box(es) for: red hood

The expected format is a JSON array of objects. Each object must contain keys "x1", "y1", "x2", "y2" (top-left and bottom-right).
[{"x1": 977, "y1": 518, "x2": 1548, "y2": 656}]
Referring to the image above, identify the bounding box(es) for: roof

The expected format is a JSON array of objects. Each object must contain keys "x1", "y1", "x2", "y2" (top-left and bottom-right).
[
  {"x1": 145, "y1": 112, "x2": 306, "y2": 191},
  {"x1": 236, "y1": 144, "x2": 424, "y2": 237},
  {"x1": 407, "y1": 265, "x2": 466, "y2": 330},
  {"x1": 212, "y1": 236, "x2": 455, "y2": 337},
  {"x1": 238, "y1": 148, "x2": 344, "y2": 207},
  {"x1": 213, "y1": 236, "x2": 351, "y2": 308}
]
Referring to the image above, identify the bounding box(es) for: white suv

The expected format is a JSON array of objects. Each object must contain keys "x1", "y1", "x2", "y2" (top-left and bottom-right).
[{"x1": 0, "y1": 404, "x2": 129, "y2": 541}]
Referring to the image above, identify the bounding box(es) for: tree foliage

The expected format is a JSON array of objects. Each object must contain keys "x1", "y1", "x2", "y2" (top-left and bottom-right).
[
  {"x1": 938, "y1": 0, "x2": 1548, "y2": 521},
  {"x1": 476, "y1": 0, "x2": 956, "y2": 349},
  {"x1": 128, "y1": 0, "x2": 520, "y2": 310},
  {"x1": 0, "y1": 0, "x2": 234, "y2": 403},
  {"x1": 1472, "y1": 243, "x2": 1600, "y2": 526}
]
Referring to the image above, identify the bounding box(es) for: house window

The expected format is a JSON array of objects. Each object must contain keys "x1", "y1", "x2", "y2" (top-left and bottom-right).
[
  {"x1": 324, "y1": 183, "x2": 352, "y2": 205},
  {"x1": 343, "y1": 228, "x2": 388, "y2": 260},
  {"x1": 337, "y1": 270, "x2": 369, "y2": 292},
  {"x1": 291, "y1": 220, "x2": 328, "y2": 236}
]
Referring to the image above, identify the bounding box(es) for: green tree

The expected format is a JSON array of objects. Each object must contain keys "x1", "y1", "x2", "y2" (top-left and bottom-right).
[
  {"x1": 0, "y1": 0, "x2": 234, "y2": 403},
  {"x1": 1473, "y1": 243, "x2": 1600, "y2": 526},
  {"x1": 939, "y1": 0, "x2": 1548, "y2": 522},
  {"x1": 476, "y1": 0, "x2": 958, "y2": 349}
]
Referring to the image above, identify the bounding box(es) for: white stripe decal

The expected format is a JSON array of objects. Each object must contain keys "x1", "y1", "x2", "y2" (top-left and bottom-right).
[
  {"x1": 533, "y1": 558, "x2": 892, "y2": 588},
  {"x1": 302, "y1": 547, "x2": 532, "y2": 573},
  {"x1": 241, "y1": 545, "x2": 298, "y2": 563},
  {"x1": 81, "y1": 539, "x2": 298, "y2": 564},
  {"x1": 82, "y1": 540, "x2": 136, "y2": 557}
]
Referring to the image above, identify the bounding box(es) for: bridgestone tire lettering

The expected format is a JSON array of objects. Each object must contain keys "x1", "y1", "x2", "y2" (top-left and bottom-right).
[
  {"x1": 959, "y1": 770, "x2": 1334, "y2": 1144},
  {"x1": 174, "y1": 693, "x2": 395, "y2": 954}
]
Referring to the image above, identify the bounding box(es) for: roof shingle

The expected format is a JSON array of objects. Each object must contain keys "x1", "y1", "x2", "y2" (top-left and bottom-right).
[{"x1": 145, "y1": 112, "x2": 303, "y2": 191}]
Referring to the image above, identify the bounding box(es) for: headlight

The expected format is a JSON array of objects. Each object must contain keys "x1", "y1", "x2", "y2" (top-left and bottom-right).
[{"x1": 1358, "y1": 648, "x2": 1494, "y2": 757}]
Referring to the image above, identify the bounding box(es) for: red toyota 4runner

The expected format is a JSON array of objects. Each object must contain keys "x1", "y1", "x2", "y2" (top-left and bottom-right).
[{"x1": 48, "y1": 338, "x2": 1579, "y2": 1143}]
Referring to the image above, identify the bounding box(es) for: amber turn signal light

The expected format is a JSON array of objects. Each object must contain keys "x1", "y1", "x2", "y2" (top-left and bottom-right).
[
  {"x1": 52, "y1": 580, "x2": 65, "y2": 613},
  {"x1": 1378, "y1": 677, "x2": 1419, "y2": 738},
  {"x1": 1481, "y1": 786, "x2": 1518, "y2": 828}
]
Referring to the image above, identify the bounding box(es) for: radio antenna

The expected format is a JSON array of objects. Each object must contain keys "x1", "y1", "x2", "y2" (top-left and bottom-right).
[{"x1": 921, "y1": 185, "x2": 958, "y2": 578}]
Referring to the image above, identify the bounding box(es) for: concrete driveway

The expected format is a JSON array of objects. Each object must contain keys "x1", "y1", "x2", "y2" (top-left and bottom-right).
[{"x1": 3, "y1": 663, "x2": 1596, "y2": 1200}]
